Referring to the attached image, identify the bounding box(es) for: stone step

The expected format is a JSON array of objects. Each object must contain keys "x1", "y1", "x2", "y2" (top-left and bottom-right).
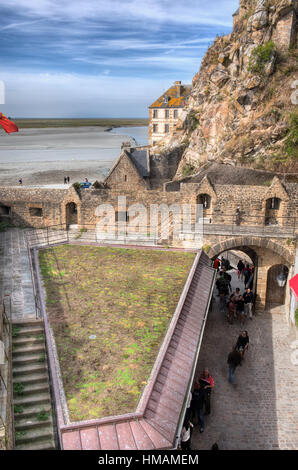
[
  {"x1": 13, "y1": 403, "x2": 52, "y2": 420},
  {"x1": 13, "y1": 363, "x2": 47, "y2": 377},
  {"x1": 13, "y1": 326, "x2": 44, "y2": 337},
  {"x1": 13, "y1": 337, "x2": 45, "y2": 348},
  {"x1": 13, "y1": 353, "x2": 46, "y2": 366},
  {"x1": 15, "y1": 439, "x2": 56, "y2": 451},
  {"x1": 14, "y1": 392, "x2": 51, "y2": 407},
  {"x1": 15, "y1": 425, "x2": 54, "y2": 446},
  {"x1": 14, "y1": 372, "x2": 49, "y2": 386},
  {"x1": 12, "y1": 344, "x2": 45, "y2": 356},
  {"x1": 15, "y1": 415, "x2": 53, "y2": 432},
  {"x1": 12, "y1": 320, "x2": 44, "y2": 328},
  {"x1": 14, "y1": 381, "x2": 50, "y2": 397}
]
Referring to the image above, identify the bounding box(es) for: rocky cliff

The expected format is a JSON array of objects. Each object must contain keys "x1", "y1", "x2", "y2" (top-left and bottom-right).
[{"x1": 154, "y1": 0, "x2": 298, "y2": 177}]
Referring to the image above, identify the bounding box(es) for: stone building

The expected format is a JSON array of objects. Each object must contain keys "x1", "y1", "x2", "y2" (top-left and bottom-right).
[
  {"x1": 148, "y1": 81, "x2": 191, "y2": 146},
  {"x1": 0, "y1": 160, "x2": 297, "y2": 319}
]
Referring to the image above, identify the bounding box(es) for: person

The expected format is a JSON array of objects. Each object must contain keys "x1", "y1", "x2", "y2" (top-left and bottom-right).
[
  {"x1": 247, "y1": 266, "x2": 255, "y2": 290},
  {"x1": 243, "y1": 288, "x2": 253, "y2": 320},
  {"x1": 236, "y1": 294, "x2": 245, "y2": 325},
  {"x1": 234, "y1": 287, "x2": 241, "y2": 301},
  {"x1": 18, "y1": 177, "x2": 22, "y2": 185},
  {"x1": 244, "y1": 264, "x2": 251, "y2": 288},
  {"x1": 64, "y1": 177, "x2": 67, "y2": 184},
  {"x1": 199, "y1": 368, "x2": 214, "y2": 415},
  {"x1": 227, "y1": 348, "x2": 242, "y2": 384},
  {"x1": 235, "y1": 206, "x2": 241, "y2": 225},
  {"x1": 213, "y1": 258, "x2": 220, "y2": 271},
  {"x1": 211, "y1": 443, "x2": 219, "y2": 450},
  {"x1": 190, "y1": 381, "x2": 205, "y2": 433},
  {"x1": 219, "y1": 291, "x2": 227, "y2": 313},
  {"x1": 228, "y1": 295, "x2": 236, "y2": 324},
  {"x1": 67, "y1": 176, "x2": 70, "y2": 183},
  {"x1": 180, "y1": 419, "x2": 194, "y2": 450},
  {"x1": 237, "y1": 259, "x2": 245, "y2": 280},
  {"x1": 235, "y1": 331, "x2": 249, "y2": 359}
]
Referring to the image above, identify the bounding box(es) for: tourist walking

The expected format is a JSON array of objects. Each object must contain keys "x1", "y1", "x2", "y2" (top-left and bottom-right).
[
  {"x1": 237, "y1": 259, "x2": 245, "y2": 280},
  {"x1": 199, "y1": 368, "x2": 214, "y2": 415},
  {"x1": 180, "y1": 419, "x2": 194, "y2": 450},
  {"x1": 235, "y1": 331, "x2": 249, "y2": 360},
  {"x1": 191, "y1": 381, "x2": 205, "y2": 433},
  {"x1": 67, "y1": 176, "x2": 70, "y2": 183},
  {"x1": 228, "y1": 295, "x2": 236, "y2": 324},
  {"x1": 64, "y1": 177, "x2": 67, "y2": 184},
  {"x1": 18, "y1": 177, "x2": 22, "y2": 185},
  {"x1": 236, "y1": 294, "x2": 245, "y2": 325},
  {"x1": 227, "y1": 348, "x2": 242, "y2": 384},
  {"x1": 213, "y1": 257, "x2": 221, "y2": 271},
  {"x1": 243, "y1": 288, "x2": 253, "y2": 319}
]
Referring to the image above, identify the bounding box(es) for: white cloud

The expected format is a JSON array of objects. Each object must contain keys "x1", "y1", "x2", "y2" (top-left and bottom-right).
[{"x1": 0, "y1": 70, "x2": 183, "y2": 117}]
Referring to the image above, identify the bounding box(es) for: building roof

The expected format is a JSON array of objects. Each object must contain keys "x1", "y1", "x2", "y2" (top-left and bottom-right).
[
  {"x1": 149, "y1": 81, "x2": 191, "y2": 109},
  {"x1": 128, "y1": 149, "x2": 150, "y2": 177},
  {"x1": 232, "y1": 8, "x2": 239, "y2": 16},
  {"x1": 59, "y1": 251, "x2": 215, "y2": 450}
]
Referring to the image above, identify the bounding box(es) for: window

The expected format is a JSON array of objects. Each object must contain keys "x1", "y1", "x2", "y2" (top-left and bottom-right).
[
  {"x1": 124, "y1": 175, "x2": 127, "y2": 182},
  {"x1": 29, "y1": 207, "x2": 43, "y2": 217},
  {"x1": 165, "y1": 110, "x2": 169, "y2": 119},
  {"x1": 153, "y1": 124, "x2": 158, "y2": 133},
  {"x1": 269, "y1": 197, "x2": 281, "y2": 210},
  {"x1": 153, "y1": 110, "x2": 158, "y2": 119},
  {"x1": 174, "y1": 110, "x2": 178, "y2": 119},
  {"x1": 0, "y1": 205, "x2": 11, "y2": 216},
  {"x1": 165, "y1": 124, "x2": 169, "y2": 133},
  {"x1": 197, "y1": 194, "x2": 211, "y2": 209}
]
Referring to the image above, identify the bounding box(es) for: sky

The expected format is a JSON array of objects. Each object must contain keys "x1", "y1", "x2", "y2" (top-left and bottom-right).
[{"x1": 0, "y1": 0, "x2": 239, "y2": 118}]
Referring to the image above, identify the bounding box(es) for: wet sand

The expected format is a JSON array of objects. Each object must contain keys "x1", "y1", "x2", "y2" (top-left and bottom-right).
[{"x1": 0, "y1": 126, "x2": 147, "y2": 186}]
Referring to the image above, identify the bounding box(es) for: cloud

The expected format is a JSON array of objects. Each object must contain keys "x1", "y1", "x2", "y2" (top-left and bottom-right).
[{"x1": 0, "y1": 0, "x2": 238, "y2": 116}]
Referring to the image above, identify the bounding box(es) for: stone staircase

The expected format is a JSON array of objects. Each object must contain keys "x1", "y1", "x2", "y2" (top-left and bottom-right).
[{"x1": 12, "y1": 320, "x2": 56, "y2": 450}]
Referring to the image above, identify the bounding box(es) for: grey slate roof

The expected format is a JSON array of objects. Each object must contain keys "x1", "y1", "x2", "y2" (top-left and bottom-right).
[{"x1": 128, "y1": 149, "x2": 150, "y2": 177}]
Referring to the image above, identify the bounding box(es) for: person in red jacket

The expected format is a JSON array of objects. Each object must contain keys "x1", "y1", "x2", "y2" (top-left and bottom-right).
[{"x1": 199, "y1": 368, "x2": 215, "y2": 415}]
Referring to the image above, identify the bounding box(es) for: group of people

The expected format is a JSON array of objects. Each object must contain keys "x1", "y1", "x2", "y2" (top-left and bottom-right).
[
  {"x1": 214, "y1": 256, "x2": 254, "y2": 325},
  {"x1": 180, "y1": 368, "x2": 215, "y2": 449},
  {"x1": 180, "y1": 330, "x2": 250, "y2": 450},
  {"x1": 63, "y1": 176, "x2": 70, "y2": 184}
]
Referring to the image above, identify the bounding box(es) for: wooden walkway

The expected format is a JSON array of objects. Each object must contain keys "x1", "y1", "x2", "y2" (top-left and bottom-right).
[{"x1": 58, "y1": 250, "x2": 215, "y2": 450}]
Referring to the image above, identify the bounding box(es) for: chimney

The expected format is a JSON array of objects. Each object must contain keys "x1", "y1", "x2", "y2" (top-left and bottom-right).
[{"x1": 174, "y1": 81, "x2": 182, "y2": 97}]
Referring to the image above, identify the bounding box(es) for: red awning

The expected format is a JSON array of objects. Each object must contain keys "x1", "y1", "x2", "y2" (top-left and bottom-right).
[{"x1": 289, "y1": 274, "x2": 298, "y2": 301}]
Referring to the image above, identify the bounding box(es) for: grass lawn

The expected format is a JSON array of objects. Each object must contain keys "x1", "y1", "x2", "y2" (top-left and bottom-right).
[{"x1": 39, "y1": 245, "x2": 195, "y2": 421}]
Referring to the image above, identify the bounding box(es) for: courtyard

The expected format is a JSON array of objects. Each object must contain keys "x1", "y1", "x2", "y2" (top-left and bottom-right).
[{"x1": 38, "y1": 245, "x2": 195, "y2": 421}]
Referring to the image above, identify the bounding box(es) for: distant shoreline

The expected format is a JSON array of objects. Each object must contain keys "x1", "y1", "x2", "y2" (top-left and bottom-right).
[{"x1": 13, "y1": 118, "x2": 149, "y2": 129}]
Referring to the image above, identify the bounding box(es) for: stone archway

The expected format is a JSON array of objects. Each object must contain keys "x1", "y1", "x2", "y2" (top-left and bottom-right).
[
  {"x1": 66, "y1": 202, "x2": 78, "y2": 227},
  {"x1": 208, "y1": 236, "x2": 292, "y2": 265},
  {"x1": 208, "y1": 236, "x2": 293, "y2": 312}
]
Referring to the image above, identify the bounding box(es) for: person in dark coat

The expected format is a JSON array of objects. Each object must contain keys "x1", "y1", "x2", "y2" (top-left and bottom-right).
[
  {"x1": 227, "y1": 348, "x2": 242, "y2": 384},
  {"x1": 235, "y1": 331, "x2": 249, "y2": 359},
  {"x1": 237, "y1": 259, "x2": 245, "y2": 280},
  {"x1": 190, "y1": 381, "x2": 205, "y2": 433}
]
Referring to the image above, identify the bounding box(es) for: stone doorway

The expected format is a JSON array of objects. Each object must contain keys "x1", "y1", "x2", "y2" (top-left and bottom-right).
[
  {"x1": 265, "y1": 264, "x2": 289, "y2": 310},
  {"x1": 66, "y1": 202, "x2": 78, "y2": 227}
]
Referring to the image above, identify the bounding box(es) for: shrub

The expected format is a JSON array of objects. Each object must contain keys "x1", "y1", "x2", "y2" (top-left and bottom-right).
[
  {"x1": 248, "y1": 41, "x2": 276, "y2": 75},
  {"x1": 72, "y1": 182, "x2": 81, "y2": 198},
  {"x1": 182, "y1": 163, "x2": 196, "y2": 178},
  {"x1": 284, "y1": 111, "x2": 298, "y2": 159}
]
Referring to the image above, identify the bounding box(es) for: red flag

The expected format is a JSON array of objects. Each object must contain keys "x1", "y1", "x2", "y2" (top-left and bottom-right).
[
  {"x1": 0, "y1": 113, "x2": 19, "y2": 134},
  {"x1": 289, "y1": 274, "x2": 298, "y2": 301}
]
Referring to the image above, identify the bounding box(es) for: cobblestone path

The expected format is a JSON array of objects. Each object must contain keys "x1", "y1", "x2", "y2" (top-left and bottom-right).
[{"x1": 192, "y1": 270, "x2": 298, "y2": 450}]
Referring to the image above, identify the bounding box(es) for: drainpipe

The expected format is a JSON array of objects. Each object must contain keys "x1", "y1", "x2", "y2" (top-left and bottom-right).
[{"x1": 173, "y1": 267, "x2": 216, "y2": 449}]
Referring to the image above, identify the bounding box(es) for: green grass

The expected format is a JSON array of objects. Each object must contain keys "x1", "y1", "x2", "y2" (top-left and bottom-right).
[
  {"x1": 39, "y1": 245, "x2": 195, "y2": 421},
  {"x1": 13, "y1": 118, "x2": 149, "y2": 129}
]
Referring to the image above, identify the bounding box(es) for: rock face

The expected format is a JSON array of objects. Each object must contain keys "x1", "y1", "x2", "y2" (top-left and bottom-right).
[{"x1": 154, "y1": 0, "x2": 298, "y2": 177}]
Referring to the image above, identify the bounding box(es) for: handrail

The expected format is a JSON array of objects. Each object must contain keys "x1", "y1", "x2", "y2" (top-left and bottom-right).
[
  {"x1": 25, "y1": 232, "x2": 41, "y2": 320},
  {"x1": 0, "y1": 294, "x2": 14, "y2": 449}
]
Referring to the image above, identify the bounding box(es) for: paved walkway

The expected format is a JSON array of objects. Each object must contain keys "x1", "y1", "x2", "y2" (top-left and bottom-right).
[
  {"x1": 0, "y1": 229, "x2": 36, "y2": 321},
  {"x1": 192, "y1": 270, "x2": 298, "y2": 450}
]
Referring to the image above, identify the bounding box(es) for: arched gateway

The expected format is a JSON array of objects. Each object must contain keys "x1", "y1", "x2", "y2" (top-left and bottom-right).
[{"x1": 208, "y1": 236, "x2": 293, "y2": 313}]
